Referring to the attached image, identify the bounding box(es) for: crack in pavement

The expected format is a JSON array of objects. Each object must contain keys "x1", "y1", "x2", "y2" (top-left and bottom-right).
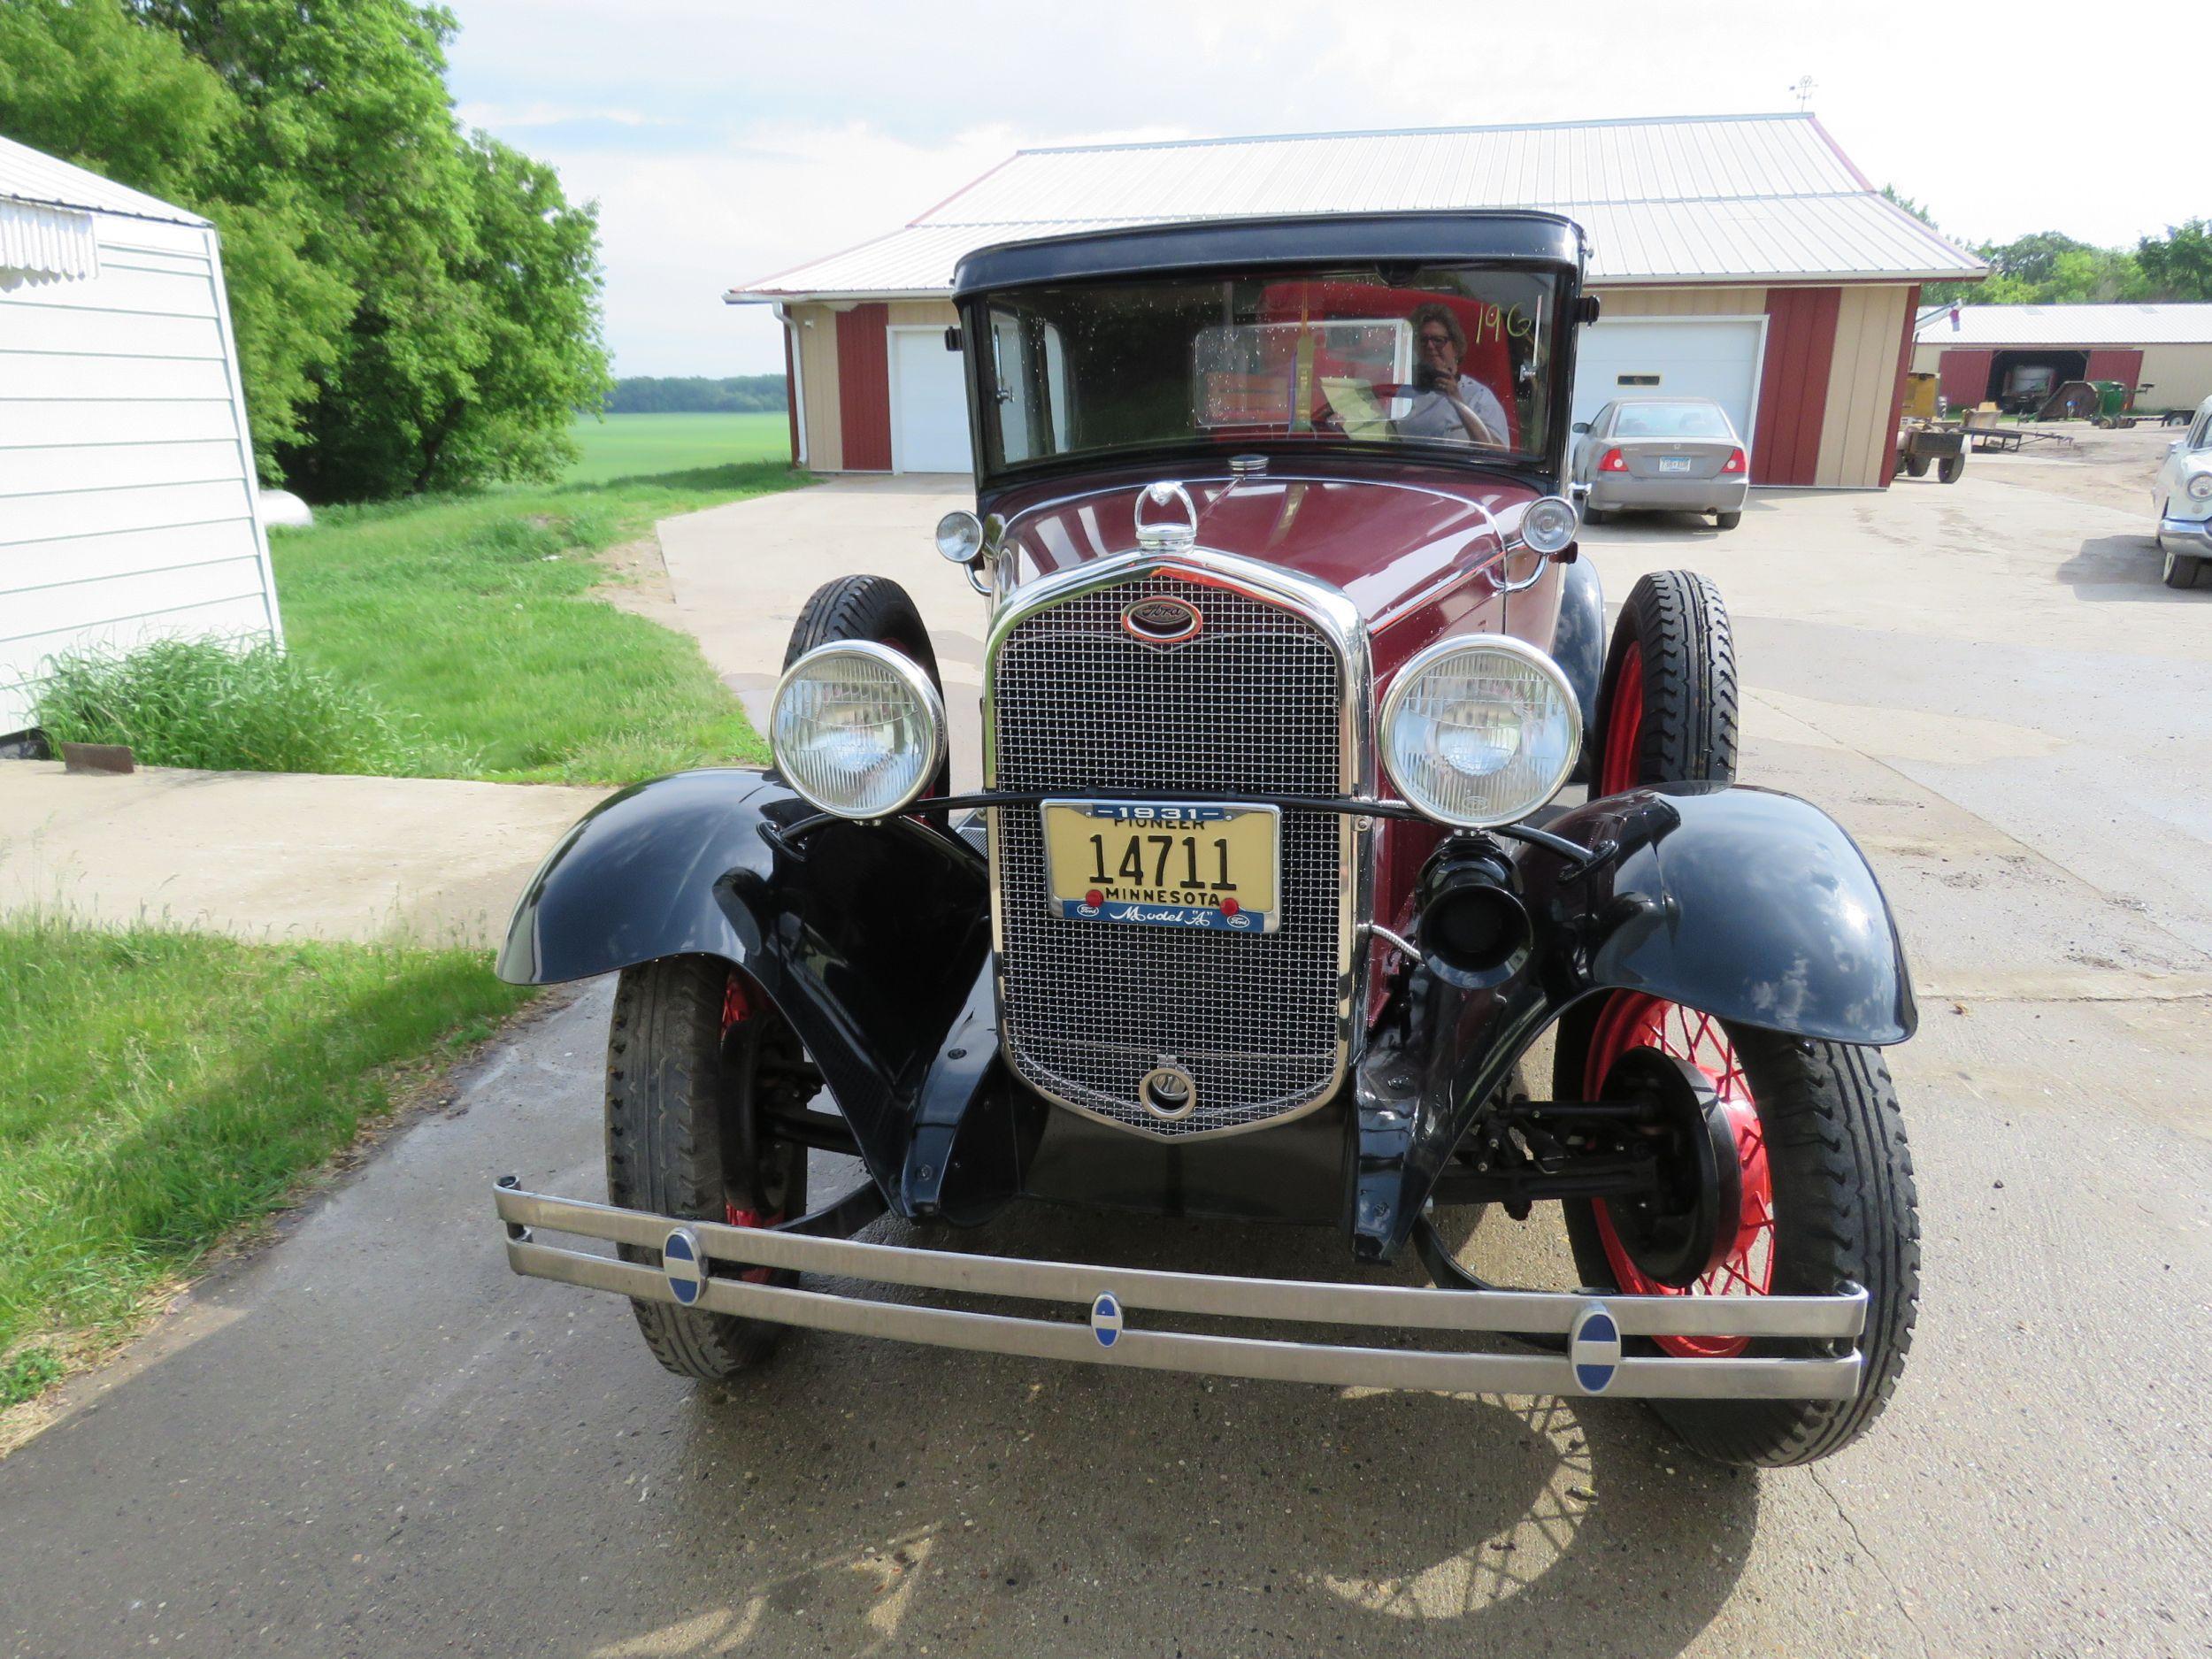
[{"x1": 1810, "y1": 1464, "x2": 1931, "y2": 1659}]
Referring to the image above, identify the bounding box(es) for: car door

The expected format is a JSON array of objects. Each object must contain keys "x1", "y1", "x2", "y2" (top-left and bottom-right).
[{"x1": 1573, "y1": 403, "x2": 1615, "y2": 484}]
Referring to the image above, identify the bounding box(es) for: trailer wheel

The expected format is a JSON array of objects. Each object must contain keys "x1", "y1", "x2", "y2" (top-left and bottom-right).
[
  {"x1": 1902, "y1": 453, "x2": 1931, "y2": 478},
  {"x1": 1937, "y1": 455, "x2": 1964, "y2": 484},
  {"x1": 606, "y1": 956, "x2": 810, "y2": 1380},
  {"x1": 1591, "y1": 570, "x2": 1739, "y2": 795},
  {"x1": 1552, "y1": 996, "x2": 1921, "y2": 1466}
]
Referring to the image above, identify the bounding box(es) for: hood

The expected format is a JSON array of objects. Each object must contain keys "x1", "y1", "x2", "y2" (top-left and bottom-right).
[{"x1": 990, "y1": 465, "x2": 1546, "y2": 626}]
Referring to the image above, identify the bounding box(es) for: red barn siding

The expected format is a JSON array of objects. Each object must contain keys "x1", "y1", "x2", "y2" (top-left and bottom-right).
[
  {"x1": 1753, "y1": 287, "x2": 1840, "y2": 486},
  {"x1": 2085, "y1": 348, "x2": 2145, "y2": 403},
  {"x1": 1936, "y1": 348, "x2": 1994, "y2": 411},
  {"x1": 1878, "y1": 284, "x2": 1922, "y2": 488},
  {"x1": 836, "y1": 303, "x2": 892, "y2": 471}
]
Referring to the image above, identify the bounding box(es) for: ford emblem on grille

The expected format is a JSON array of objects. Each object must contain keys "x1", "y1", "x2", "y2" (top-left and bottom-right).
[{"x1": 1121, "y1": 595, "x2": 1202, "y2": 644}]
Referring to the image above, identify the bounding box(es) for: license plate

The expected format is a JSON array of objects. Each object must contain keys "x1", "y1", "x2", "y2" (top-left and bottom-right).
[
  {"x1": 1656, "y1": 456, "x2": 1694, "y2": 473},
  {"x1": 1041, "y1": 800, "x2": 1279, "y2": 933}
]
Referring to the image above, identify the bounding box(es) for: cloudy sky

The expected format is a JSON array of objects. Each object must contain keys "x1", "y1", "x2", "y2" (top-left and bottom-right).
[{"x1": 443, "y1": 0, "x2": 2193, "y2": 379}]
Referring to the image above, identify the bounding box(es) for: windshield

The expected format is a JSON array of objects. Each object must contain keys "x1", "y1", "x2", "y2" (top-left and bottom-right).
[
  {"x1": 1611, "y1": 401, "x2": 1734, "y2": 440},
  {"x1": 974, "y1": 264, "x2": 1562, "y2": 474}
]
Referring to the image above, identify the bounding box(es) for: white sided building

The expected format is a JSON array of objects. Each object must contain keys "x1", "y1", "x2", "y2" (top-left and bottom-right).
[{"x1": 0, "y1": 134, "x2": 280, "y2": 736}]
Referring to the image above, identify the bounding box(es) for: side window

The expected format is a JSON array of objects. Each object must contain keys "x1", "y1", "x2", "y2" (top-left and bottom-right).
[{"x1": 2193, "y1": 410, "x2": 2212, "y2": 450}]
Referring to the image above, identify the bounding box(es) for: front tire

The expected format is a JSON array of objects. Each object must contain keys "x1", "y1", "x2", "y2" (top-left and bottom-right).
[
  {"x1": 784, "y1": 573, "x2": 950, "y2": 799},
  {"x1": 607, "y1": 956, "x2": 810, "y2": 1380},
  {"x1": 1553, "y1": 995, "x2": 1921, "y2": 1466},
  {"x1": 1592, "y1": 570, "x2": 1740, "y2": 795},
  {"x1": 2166, "y1": 542, "x2": 2203, "y2": 589}
]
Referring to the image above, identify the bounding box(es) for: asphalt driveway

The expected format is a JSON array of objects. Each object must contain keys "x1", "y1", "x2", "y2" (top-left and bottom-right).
[{"x1": 3, "y1": 441, "x2": 2208, "y2": 1657}]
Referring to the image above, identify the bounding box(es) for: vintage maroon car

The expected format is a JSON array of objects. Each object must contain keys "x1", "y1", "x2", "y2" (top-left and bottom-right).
[{"x1": 491, "y1": 212, "x2": 1920, "y2": 1468}]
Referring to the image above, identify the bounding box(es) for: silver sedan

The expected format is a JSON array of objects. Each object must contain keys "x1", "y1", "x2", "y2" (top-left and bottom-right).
[{"x1": 1571, "y1": 396, "x2": 1750, "y2": 529}]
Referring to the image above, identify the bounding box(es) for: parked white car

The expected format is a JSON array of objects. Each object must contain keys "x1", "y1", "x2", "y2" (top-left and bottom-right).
[{"x1": 2155, "y1": 395, "x2": 2212, "y2": 589}]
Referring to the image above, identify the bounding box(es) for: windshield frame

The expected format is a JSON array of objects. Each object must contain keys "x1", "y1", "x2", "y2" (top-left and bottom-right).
[{"x1": 957, "y1": 252, "x2": 1584, "y2": 495}]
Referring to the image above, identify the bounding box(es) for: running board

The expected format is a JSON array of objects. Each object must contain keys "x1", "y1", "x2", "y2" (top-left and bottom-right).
[{"x1": 494, "y1": 1181, "x2": 1866, "y2": 1401}]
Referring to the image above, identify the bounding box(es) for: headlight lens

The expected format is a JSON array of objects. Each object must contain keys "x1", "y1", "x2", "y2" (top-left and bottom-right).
[
  {"x1": 2188, "y1": 473, "x2": 2212, "y2": 502},
  {"x1": 1381, "y1": 637, "x2": 1581, "y2": 827},
  {"x1": 770, "y1": 642, "x2": 945, "y2": 818},
  {"x1": 935, "y1": 510, "x2": 984, "y2": 562},
  {"x1": 1519, "y1": 495, "x2": 1579, "y2": 556}
]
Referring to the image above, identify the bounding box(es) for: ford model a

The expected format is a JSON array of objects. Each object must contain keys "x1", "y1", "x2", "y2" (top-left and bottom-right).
[{"x1": 492, "y1": 212, "x2": 1920, "y2": 1468}]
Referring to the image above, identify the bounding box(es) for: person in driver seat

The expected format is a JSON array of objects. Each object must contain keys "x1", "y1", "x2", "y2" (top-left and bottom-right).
[{"x1": 1398, "y1": 302, "x2": 1510, "y2": 447}]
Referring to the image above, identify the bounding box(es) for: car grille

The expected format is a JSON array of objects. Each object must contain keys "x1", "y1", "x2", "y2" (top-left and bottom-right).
[{"x1": 990, "y1": 571, "x2": 1348, "y2": 1137}]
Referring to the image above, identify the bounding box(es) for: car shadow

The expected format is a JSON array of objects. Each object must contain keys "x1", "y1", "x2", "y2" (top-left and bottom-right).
[
  {"x1": 2057, "y1": 532, "x2": 2204, "y2": 599},
  {"x1": 616, "y1": 1203, "x2": 1760, "y2": 1659}
]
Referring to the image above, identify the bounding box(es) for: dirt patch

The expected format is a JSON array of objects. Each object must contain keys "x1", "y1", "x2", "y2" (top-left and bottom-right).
[
  {"x1": 590, "y1": 530, "x2": 682, "y2": 626},
  {"x1": 1964, "y1": 420, "x2": 2176, "y2": 515}
]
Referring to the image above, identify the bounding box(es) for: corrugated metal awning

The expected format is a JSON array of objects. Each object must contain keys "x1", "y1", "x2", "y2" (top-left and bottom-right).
[{"x1": 0, "y1": 196, "x2": 98, "y2": 288}]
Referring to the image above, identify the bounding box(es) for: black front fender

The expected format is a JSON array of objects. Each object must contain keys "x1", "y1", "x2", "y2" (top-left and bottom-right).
[
  {"x1": 1356, "y1": 782, "x2": 1915, "y2": 1261},
  {"x1": 498, "y1": 769, "x2": 1025, "y2": 1220}
]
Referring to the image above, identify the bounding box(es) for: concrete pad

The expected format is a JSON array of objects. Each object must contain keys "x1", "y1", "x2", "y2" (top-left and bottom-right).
[
  {"x1": 655, "y1": 475, "x2": 991, "y2": 787},
  {"x1": 0, "y1": 761, "x2": 607, "y2": 948}
]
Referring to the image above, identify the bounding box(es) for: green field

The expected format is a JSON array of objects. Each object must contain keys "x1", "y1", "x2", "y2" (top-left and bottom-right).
[{"x1": 564, "y1": 411, "x2": 789, "y2": 484}]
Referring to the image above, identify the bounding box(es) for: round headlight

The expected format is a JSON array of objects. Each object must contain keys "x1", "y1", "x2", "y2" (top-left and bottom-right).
[
  {"x1": 935, "y1": 510, "x2": 984, "y2": 562},
  {"x1": 1519, "y1": 495, "x2": 1579, "y2": 556},
  {"x1": 2189, "y1": 472, "x2": 2212, "y2": 502},
  {"x1": 1380, "y1": 636, "x2": 1581, "y2": 828},
  {"x1": 770, "y1": 642, "x2": 946, "y2": 818}
]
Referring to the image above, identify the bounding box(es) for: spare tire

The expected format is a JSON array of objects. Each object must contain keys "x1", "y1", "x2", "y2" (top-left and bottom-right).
[{"x1": 780, "y1": 574, "x2": 951, "y2": 803}]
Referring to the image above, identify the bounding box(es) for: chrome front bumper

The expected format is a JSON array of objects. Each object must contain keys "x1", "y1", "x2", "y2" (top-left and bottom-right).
[
  {"x1": 2159, "y1": 514, "x2": 2212, "y2": 555},
  {"x1": 495, "y1": 1183, "x2": 1867, "y2": 1401}
]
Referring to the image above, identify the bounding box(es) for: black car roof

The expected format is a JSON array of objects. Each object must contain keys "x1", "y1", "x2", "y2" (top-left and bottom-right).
[{"x1": 950, "y1": 211, "x2": 1586, "y2": 299}]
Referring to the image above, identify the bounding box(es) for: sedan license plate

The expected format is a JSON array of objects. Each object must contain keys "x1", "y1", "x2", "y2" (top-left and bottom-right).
[
  {"x1": 1655, "y1": 455, "x2": 1694, "y2": 474},
  {"x1": 1041, "y1": 801, "x2": 1279, "y2": 934}
]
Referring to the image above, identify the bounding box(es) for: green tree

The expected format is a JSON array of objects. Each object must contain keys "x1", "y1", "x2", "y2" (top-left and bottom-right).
[
  {"x1": 2, "y1": 0, "x2": 609, "y2": 499},
  {"x1": 2139, "y1": 220, "x2": 2212, "y2": 301},
  {"x1": 0, "y1": 0, "x2": 349, "y2": 480}
]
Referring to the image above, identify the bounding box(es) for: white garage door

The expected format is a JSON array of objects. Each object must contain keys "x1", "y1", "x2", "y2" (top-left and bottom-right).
[
  {"x1": 1571, "y1": 318, "x2": 1765, "y2": 449},
  {"x1": 888, "y1": 326, "x2": 973, "y2": 474}
]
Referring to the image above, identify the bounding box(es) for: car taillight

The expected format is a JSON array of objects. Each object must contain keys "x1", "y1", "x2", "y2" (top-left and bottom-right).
[
  {"x1": 1598, "y1": 449, "x2": 1628, "y2": 472},
  {"x1": 1721, "y1": 448, "x2": 1747, "y2": 474}
]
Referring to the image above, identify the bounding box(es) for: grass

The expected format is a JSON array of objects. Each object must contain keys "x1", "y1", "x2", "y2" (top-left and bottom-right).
[
  {"x1": 564, "y1": 411, "x2": 790, "y2": 485},
  {"x1": 0, "y1": 918, "x2": 530, "y2": 1409},
  {"x1": 33, "y1": 638, "x2": 434, "y2": 776},
  {"x1": 271, "y1": 458, "x2": 809, "y2": 784}
]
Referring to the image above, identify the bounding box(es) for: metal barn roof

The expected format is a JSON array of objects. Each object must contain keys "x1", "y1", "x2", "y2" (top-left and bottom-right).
[
  {"x1": 1916, "y1": 303, "x2": 2212, "y2": 348},
  {"x1": 731, "y1": 113, "x2": 1983, "y2": 302}
]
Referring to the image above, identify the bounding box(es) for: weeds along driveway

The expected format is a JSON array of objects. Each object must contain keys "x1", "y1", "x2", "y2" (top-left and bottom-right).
[{"x1": 0, "y1": 762, "x2": 606, "y2": 948}]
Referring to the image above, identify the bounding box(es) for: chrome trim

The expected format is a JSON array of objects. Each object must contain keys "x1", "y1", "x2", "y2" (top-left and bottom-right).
[
  {"x1": 2158, "y1": 515, "x2": 2212, "y2": 555},
  {"x1": 1360, "y1": 920, "x2": 1419, "y2": 961},
  {"x1": 982, "y1": 544, "x2": 1374, "y2": 1141},
  {"x1": 769, "y1": 641, "x2": 949, "y2": 820},
  {"x1": 1377, "y1": 634, "x2": 1583, "y2": 830},
  {"x1": 1133, "y1": 480, "x2": 1200, "y2": 549},
  {"x1": 495, "y1": 1184, "x2": 1869, "y2": 1401}
]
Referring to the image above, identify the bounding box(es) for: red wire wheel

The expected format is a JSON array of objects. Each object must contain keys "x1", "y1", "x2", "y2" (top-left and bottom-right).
[
  {"x1": 1596, "y1": 641, "x2": 1645, "y2": 795},
  {"x1": 1583, "y1": 993, "x2": 1773, "y2": 1358}
]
